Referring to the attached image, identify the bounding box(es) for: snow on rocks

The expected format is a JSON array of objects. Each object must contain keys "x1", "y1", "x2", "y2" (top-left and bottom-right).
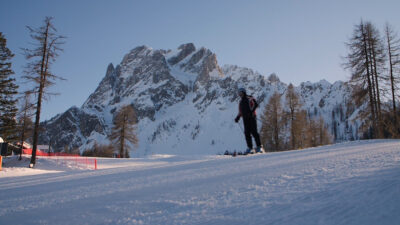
[{"x1": 38, "y1": 43, "x2": 359, "y2": 156}]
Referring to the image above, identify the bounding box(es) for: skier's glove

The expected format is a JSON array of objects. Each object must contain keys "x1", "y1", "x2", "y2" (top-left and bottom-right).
[{"x1": 234, "y1": 116, "x2": 240, "y2": 123}]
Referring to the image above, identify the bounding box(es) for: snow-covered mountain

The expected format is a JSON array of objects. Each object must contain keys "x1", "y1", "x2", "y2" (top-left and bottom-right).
[{"x1": 39, "y1": 43, "x2": 359, "y2": 156}]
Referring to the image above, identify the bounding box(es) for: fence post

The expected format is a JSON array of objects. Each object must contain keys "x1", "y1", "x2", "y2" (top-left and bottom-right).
[
  {"x1": 94, "y1": 158, "x2": 97, "y2": 170},
  {"x1": 0, "y1": 155, "x2": 2, "y2": 171}
]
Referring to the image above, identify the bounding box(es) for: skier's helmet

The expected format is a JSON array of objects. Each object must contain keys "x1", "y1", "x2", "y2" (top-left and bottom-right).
[{"x1": 238, "y1": 87, "x2": 246, "y2": 94}]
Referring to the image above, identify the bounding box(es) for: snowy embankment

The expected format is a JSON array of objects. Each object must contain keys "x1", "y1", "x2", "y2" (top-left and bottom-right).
[{"x1": 0, "y1": 140, "x2": 399, "y2": 225}]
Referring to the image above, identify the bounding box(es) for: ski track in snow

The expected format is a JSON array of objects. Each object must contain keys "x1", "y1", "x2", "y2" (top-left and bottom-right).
[{"x1": 0, "y1": 140, "x2": 399, "y2": 225}]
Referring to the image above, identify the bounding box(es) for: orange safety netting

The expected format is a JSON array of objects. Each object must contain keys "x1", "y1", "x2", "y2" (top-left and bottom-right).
[
  {"x1": 22, "y1": 148, "x2": 80, "y2": 157},
  {"x1": 22, "y1": 149, "x2": 97, "y2": 170}
]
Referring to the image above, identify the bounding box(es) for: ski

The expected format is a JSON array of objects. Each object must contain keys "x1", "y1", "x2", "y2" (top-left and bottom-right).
[{"x1": 223, "y1": 148, "x2": 266, "y2": 157}]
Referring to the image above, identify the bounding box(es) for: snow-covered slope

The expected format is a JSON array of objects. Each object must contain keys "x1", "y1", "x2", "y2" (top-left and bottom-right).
[
  {"x1": 39, "y1": 43, "x2": 358, "y2": 156},
  {"x1": 1, "y1": 140, "x2": 399, "y2": 224}
]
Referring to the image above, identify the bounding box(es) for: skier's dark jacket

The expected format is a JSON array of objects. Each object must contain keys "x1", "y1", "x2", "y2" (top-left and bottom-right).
[{"x1": 236, "y1": 95, "x2": 258, "y2": 121}]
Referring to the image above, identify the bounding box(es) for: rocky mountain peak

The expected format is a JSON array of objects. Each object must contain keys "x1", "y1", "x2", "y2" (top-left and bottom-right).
[
  {"x1": 178, "y1": 43, "x2": 196, "y2": 51},
  {"x1": 40, "y1": 43, "x2": 359, "y2": 156},
  {"x1": 168, "y1": 43, "x2": 196, "y2": 65},
  {"x1": 120, "y1": 45, "x2": 153, "y2": 67},
  {"x1": 106, "y1": 63, "x2": 115, "y2": 77}
]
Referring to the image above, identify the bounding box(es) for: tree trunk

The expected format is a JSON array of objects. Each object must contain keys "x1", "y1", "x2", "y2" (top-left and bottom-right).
[
  {"x1": 19, "y1": 113, "x2": 26, "y2": 161},
  {"x1": 290, "y1": 111, "x2": 295, "y2": 149},
  {"x1": 362, "y1": 25, "x2": 377, "y2": 138},
  {"x1": 386, "y1": 26, "x2": 398, "y2": 132},
  {"x1": 369, "y1": 35, "x2": 383, "y2": 137},
  {"x1": 120, "y1": 124, "x2": 125, "y2": 158},
  {"x1": 30, "y1": 21, "x2": 49, "y2": 167}
]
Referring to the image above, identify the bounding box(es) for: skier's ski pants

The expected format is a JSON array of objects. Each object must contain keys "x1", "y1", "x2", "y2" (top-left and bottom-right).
[{"x1": 243, "y1": 116, "x2": 261, "y2": 149}]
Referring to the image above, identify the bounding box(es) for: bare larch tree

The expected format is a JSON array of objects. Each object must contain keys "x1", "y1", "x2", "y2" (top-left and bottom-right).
[
  {"x1": 285, "y1": 83, "x2": 303, "y2": 150},
  {"x1": 344, "y1": 20, "x2": 386, "y2": 139},
  {"x1": 260, "y1": 92, "x2": 285, "y2": 151},
  {"x1": 22, "y1": 17, "x2": 65, "y2": 167},
  {"x1": 384, "y1": 23, "x2": 400, "y2": 136},
  {"x1": 109, "y1": 105, "x2": 138, "y2": 158}
]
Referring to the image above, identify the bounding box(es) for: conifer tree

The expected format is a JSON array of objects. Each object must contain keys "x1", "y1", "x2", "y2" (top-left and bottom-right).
[
  {"x1": 0, "y1": 32, "x2": 19, "y2": 143},
  {"x1": 22, "y1": 17, "x2": 65, "y2": 167},
  {"x1": 109, "y1": 105, "x2": 138, "y2": 158}
]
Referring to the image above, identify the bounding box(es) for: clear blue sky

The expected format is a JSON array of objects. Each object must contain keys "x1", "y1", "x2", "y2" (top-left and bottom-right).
[{"x1": 1, "y1": 0, "x2": 400, "y2": 120}]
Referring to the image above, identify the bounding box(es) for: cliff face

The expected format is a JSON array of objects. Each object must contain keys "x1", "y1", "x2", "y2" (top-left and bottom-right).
[{"x1": 39, "y1": 43, "x2": 357, "y2": 156}]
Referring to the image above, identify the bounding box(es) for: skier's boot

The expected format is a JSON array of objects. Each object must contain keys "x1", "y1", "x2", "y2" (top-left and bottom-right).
[
  {"x1": 244, "y1": 148, "x2": 252, "y2": 155},
  {"x1": 256, "y1": 146, "x2": 264, "y2": 153}
]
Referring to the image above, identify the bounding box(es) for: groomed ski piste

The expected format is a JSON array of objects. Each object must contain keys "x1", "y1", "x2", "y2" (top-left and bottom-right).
[{"x1": 0, "y1": 140, "x2": 399, "y2": 225}]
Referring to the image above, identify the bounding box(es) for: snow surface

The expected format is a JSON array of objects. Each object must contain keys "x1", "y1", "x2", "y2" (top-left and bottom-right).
[{"x1": 0, "y1": 140, "x2": 399, "y2": 225}]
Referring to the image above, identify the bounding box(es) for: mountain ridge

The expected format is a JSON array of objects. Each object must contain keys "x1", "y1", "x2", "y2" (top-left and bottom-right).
[{"x1": 39, "y1": 43, "x2": 358, "y2": 156}]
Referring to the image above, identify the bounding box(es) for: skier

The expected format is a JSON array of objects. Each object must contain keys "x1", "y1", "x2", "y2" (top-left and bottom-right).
[{"x1": 234, "y1": 87, "x2": 263, "y2": 154}]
